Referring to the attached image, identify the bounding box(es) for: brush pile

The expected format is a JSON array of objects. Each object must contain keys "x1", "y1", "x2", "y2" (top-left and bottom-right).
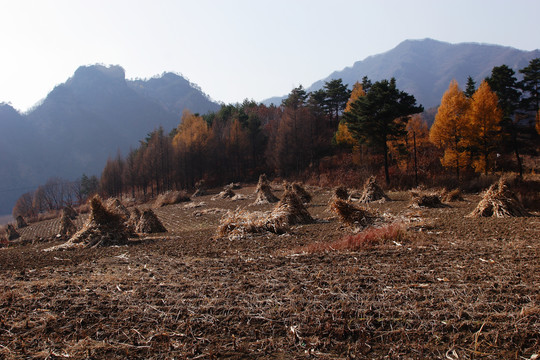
[
  {"x1": 468, "y1": 178, "x2": 529, "y2": 218},
  {"x1": 154, "y1": 191, "x2": 191, "y2": 207},
  {"x1": 253, "y1": 174, "x2": 278, "y2": 205},
  {"x1": 16, "y1": 215, "x2": 28, "y2": 229},
  {"x1": 46, "y1": 196, "x2": 130, "y2": 250},
  {"x1": 218, "y1": 188, "x2": 313, "y2": 239},
  {"x1": 135, "y1": 209, "x2": 167, "y2": 234},
  {"x1": 352, "y1": 176, "x2": 389, "y2": 203}
]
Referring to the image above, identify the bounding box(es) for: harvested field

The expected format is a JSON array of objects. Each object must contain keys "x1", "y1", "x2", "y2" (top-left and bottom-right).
[{"x1": 1, "y1": 185, "x2": 539, "y2": 359}]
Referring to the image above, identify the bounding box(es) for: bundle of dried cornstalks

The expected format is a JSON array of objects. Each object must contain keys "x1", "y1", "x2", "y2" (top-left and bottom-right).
[
  {"x1": 291, "y1": 182, "x2": 312, "y2": 203},
  {"x1": 5, "y1": 224, "x2": 20, "y2": 240},
  {"x1": 212, "y1": 186, "x2": 236, "y2": 200},
  {"x1": 468, "y1": 178, "x2": 529, "y2": 218},
  {"x1": 16, "y1": 215, "x2": 28, "y2": 229},
  {"x1": 58, "y1": 211, "x2": 77, "y2": 237},
  {"x1": 106, "y1": 198, "x2": 131, "y2": 220},
  {"x1": 217, "y1": 188, "x2": 313, "y2": 239},
  {"x1": 352, "y1": 176, "x2": 389, "y2": 203},
  {"x1": 253, "y1": 174, "x2": 278, "y2": 205},
  {"x1": 333, "y1": 186, "x2": 349, "y2": 201},
  {"x1": 136, "y1": 209, "x2": 167, "y2": 233},
  {"x1": 265, "y1": 187, "x2": 314, "y2": 229},
  {"x1": 329, "y1": 198, "x2": 377, "y2": 228},
  {"x1": 441, "y1": 188, "x2": 464, "y2": 202},
  {"x1": 409, "y1": 191, "x2": 446, "y2": 208},
  {"x1": 63, "y1": 205, "x2": 78, "y2": 220},
  {"x1": 46, "y1": 196, "x2": 130, "y2": 250}
]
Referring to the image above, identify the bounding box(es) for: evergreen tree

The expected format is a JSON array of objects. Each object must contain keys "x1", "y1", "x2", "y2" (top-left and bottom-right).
[
  {"x1": 486, "y1": 65, "x2": 524, "y2": 175},
  {"x1": 344, "y1": 78, "x2": 423, "y2": 184},
  {"x1": 519, "y1": 58, "x2": 540, "y2": 129},
  {"x1": 465, "y1": 76, "x2": 476, "y2": 98},
  {"x1": 323, "y1": 79, "x2": 350, "y2": 127}
]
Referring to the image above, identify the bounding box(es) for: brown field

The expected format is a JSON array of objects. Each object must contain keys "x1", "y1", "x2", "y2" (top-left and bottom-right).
[{"x1": 1, "y1": 185, "x2": 539, "y2": 359}]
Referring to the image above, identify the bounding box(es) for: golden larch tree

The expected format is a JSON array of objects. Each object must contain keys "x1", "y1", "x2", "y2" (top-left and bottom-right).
[
  {"x1": 172, "y1": 110, "x2": 213, "y2": 187},
  {"x1": 429, "y1": 80, "x2": 470, "y2": 180},
  {"x1": 335, "y1": 82, "x2": 365, "y2": 150},
  {"x1": 465, "y1": 80, "x2": 502, "y2": 174}
]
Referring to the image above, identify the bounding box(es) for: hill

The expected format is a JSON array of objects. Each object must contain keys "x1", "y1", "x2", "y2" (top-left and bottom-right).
[
  {"x1": 0, "y1": 65, "x2": 220, "y2": 215},
  {"x1": 264, "y1": 39, "x2": 540, "y2": 109}
]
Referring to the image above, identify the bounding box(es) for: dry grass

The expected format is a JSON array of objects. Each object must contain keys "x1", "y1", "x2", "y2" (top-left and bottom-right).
[
  {"x1": 27, "y1": 209, "x2": 62, "y2": 224},
  {"x1": 154, "y1": 190, "x2": 191, "y2": 208},
  {"x1": 300, "y1": 223, "x2": 408, "y2": 253}
]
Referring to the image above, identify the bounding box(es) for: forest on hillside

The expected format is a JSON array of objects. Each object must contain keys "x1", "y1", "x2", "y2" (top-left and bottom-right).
[{"x1": 12, "y1": 59, "x2": 540, "y2": 219}]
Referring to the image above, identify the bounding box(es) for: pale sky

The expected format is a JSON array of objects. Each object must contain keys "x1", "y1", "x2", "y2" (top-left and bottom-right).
[{"x1": 1, "y1": 0, "x2": 539, "y2": 112}]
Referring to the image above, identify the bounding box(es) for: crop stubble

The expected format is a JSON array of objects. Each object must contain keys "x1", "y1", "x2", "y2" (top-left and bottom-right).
[{"x1": 0, "y1": 186, "x2": 539, "y2": 359}]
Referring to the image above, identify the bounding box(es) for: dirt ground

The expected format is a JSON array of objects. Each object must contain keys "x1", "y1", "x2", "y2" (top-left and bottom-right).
[{"x1": 1, "y1": 185, "x2": 539, "y2": 359}]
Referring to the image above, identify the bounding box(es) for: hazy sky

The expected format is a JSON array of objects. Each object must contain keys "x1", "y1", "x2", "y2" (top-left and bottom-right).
[{"x1": 1, "y1": 0, "x2": 539, "y2": 111}]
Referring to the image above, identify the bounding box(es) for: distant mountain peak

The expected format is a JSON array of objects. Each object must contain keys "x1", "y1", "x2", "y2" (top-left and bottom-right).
[{"x1": 264, "y1": 39, "x2": 540, "y2": 109}]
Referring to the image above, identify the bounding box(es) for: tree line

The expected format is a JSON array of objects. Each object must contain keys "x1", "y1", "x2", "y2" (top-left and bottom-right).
[{"x1": 12, "y1": 58, "x2": 540, "y2": 218}]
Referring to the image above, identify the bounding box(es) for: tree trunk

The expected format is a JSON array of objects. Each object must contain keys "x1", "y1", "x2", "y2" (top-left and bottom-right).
[{"x1": 383, "y1": 140, "x2": 390, "y2": 185}]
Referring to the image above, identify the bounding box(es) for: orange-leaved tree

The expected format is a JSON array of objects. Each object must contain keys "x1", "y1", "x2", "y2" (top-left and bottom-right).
[
  {"x1": 464, "y1": 80, "x2": 502, "y2": 174},
  {"x1": 335, "y1": 82, "x2": 365, "y2": 152},
  {"x1": 172, "y1": 110, "x2": 213, "y2": 187},
  {"x1": 429, "y1": 79, "x2": 470, "y2": 180}
]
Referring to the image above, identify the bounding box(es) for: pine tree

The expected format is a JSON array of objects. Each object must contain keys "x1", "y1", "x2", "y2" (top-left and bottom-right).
[
  {"x1": 465, "y1": 76, "x2": 476, "y2": 98},
  {"x1": 344, "y1": 78, "x2": 423, "y2": 184},
  {"x1": 519, "y1": 58, "x2": 540, "y2": 128}
]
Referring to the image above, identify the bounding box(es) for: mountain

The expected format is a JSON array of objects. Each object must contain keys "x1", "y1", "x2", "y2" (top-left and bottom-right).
[
  {"x1": 0, "y1": 65, "x2": 220, "y2": 215},
  {"x1": 264, "y1": 39, "x2": 540, "y2": 109},
  {"x1": 129, "y1": 72, "x2": 220, "y2": 116}
]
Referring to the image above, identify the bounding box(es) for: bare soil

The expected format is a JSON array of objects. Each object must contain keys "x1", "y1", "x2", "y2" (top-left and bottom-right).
[{"x1": 1, "y1": 185, "x2": 539, "y2": 359}]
